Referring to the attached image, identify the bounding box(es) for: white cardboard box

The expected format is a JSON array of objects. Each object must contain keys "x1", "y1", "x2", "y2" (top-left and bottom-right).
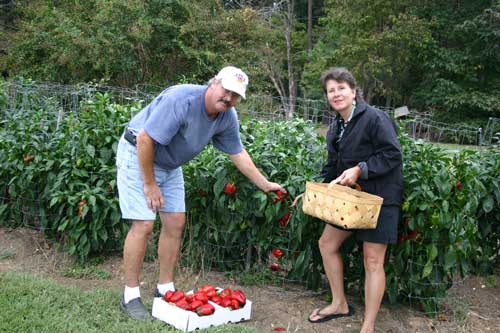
[{"x1": 152, "y1": 297, "x2": 252, "y2": 332}]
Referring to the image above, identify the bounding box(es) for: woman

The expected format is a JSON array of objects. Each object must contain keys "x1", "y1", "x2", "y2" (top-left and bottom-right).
[{"x1": 308, "y1": 67, "x2": 403, "y2": 333}]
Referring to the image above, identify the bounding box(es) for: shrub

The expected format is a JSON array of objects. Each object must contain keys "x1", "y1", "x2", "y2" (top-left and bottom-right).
[
  {"x1": 0, "y1": 90, "x2": 141, "y2": 259},
  {"x1": 183, "y1": 118, "x2": 327, "y2": 288},
  {"x1": 1, "y1": 83, "x2": 499, "y2": 310}
]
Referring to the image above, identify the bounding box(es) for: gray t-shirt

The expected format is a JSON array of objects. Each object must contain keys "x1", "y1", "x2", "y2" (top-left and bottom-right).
[{"x1": 128, "y1": 84, "x2": 243, "y2": 169}]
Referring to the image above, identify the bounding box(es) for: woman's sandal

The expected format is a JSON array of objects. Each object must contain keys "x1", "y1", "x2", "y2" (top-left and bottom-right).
[{"x1": 308, "y1": 304, "x2": 355, "y2": 323}]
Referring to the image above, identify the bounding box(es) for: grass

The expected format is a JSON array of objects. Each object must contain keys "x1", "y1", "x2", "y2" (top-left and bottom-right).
[
  {"x1": 0, "y1": 271, "x2": 256, "y2": 333},
  {"x1": 0, "y1": 248, "x2": 16, "y2": 260},
  {"x1": 433, "y1": 142, "x2": 481, "y2": 152},
  {"x1": 62, "y1": 264, "x2": 112, "y2": 280},
  {"x1": 485, "y1": 275, "x2": 497, "y2": 288},
  {"x1": 229, "y1": 268, "x2": 284, "y2": 286},
  {"x1": 317, "y1": 124, "x2": 482, "y2": 152}
]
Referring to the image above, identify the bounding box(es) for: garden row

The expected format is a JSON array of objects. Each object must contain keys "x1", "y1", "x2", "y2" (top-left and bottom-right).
[{"x1": 0, "y1": 90, "x2": 499, "y2": 312}]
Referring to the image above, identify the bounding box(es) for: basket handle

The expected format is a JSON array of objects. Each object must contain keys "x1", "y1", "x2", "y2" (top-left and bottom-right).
[
  {"x1": 328, "y1": 179, "x2": 362, "y2": 191},
  {"x1": 291, "y1": 193, "x2": 304, "y2": 208}
]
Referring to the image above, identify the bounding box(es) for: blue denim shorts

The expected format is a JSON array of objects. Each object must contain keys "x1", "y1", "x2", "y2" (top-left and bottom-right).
[{"x1": 116, "y1": 136, "x2": 186, "y2": 220}]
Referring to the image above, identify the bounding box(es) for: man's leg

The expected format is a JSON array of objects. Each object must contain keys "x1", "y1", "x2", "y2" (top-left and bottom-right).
[
  {"x1": 157, "y1": 212, "x2": 186, "y2": 288},
  {"x1": 123, "y1": 220, "x2": 155, "y2": 288},
  {"x1": 360, "y1": 241, "x2": 387, "y2": 333},
  {"x1": 309, "y1": 225, "x2": 352, "y2": 321},
  {"x1": 120, "y1": 220, "x2": 154, "y2": 320}
]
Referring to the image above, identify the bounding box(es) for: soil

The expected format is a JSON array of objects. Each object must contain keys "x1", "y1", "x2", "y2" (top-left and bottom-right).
[{"x1": 1, "y1": 227, "x2": 499, "y2": 333}]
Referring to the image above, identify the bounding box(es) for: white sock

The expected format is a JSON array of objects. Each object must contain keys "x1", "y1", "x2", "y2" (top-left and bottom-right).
[
  {"x1": 124, "y1": 286, "x2": 141, "y2": 304},
  {"x1": 157, "y1": 282, "x2": 175, "y2": 295}
]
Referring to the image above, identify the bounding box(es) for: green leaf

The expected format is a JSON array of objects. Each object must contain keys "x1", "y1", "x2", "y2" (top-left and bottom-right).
[
  {"x1": 252, "y1": 191, "x2": 268, "y2": 212},
  {"x1": 422, "y1": 260, "x2": 433, "y2": 279},
  {"x1": 57, "y1": 219, "x2": 69, "y2": 232},
  {"x1": 442, "y1": 200, "x2": 449, "y2": 213},
  {"x1": 213, "y1": 176, "x2": 225, "y2": 195},
  {"x1": 89, "y1": 195, "x2": 96, "y2": 207},
  {"x1": 294, "y1": 250, "x2": 306, "y2": 268},
  {"x1": 86, "y1": 145, "x2": 95, "y2": 158},
  {"x1": 68, "y1": 245, "x2": 77, "y2": 255},
  {"x1": 49, "y1": 197, "x2": 59, "y2": 207},
  {"x1": 482, "y1": 195, "x2": 494, "y2": 213},
  {"x1": 492, "y1": 179, "x2": 500, "y2": 202},
  {"x1": 252, "y1": 191, "x2": 267, "y2": 201},
  {"x1": 444, "y1": 246, "x2": 456, "y2": 271},
  {"x1": 418, "y1": 202, "x2": 429, "y2": 211},
  {"x1": 427, "y1": 244, "x2": 438, "y2": 262}
]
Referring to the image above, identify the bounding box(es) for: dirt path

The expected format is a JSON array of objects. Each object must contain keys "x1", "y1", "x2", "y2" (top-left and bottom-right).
[{"x1": 1, "y1": 227, "x2": 498, "y2": 332}]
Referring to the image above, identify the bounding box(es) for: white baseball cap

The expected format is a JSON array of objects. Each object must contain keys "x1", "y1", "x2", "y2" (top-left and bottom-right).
[{"x1": 215, "y1": 66, "x2": 249, "y2": 99}]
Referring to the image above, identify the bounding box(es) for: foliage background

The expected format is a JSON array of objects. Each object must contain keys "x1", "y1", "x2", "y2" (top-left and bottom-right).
[
  {"x1": 0, "y1": 85, "x2": 499, "y2": 310},
  {"x1": 0, "y1": 0, "x2": 499, "y2": 313},
  {"x1": 0, "y1": 0, "x2": 499, "y2": 125}
]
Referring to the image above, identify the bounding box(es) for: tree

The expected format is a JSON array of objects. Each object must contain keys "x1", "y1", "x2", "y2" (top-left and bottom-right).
[
  {"x1": 300, "y1": 0, "x2": 500, "y2": 126},
  {"x1": 0, "y1": 0, "x2": 298, "y2": 96},
  {"x1": 307, "y1": 0, "x2": 313, "y2": 57},
  {"x1": 301, "y1": 0, "x2": 434, "y2": 105},
  {"x1": 1, "y1": 0, "x2": 190, "y2": 86},
  {"x1": 410, "y1": 0, "x2": 500, "y2": 124},
  {"x1": 249, "y1": 0, "x2": 308, "y2": 118}
]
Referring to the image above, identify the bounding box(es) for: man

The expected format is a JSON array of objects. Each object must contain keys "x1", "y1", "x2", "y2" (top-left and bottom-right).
[{"x1": 116, "y1": 66, "x2": 285, "y2": 320}]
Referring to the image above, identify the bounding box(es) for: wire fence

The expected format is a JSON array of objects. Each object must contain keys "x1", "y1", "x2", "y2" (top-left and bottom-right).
[
  {"x1": 483, "y1": 117, "x2": 500, "y2": 146},
  {"x1": 1, "y1": 81, "x2": 153, "y2": 115},
  {"x1": 1, "y1": 80, "x2": 495, "y2": 147}
]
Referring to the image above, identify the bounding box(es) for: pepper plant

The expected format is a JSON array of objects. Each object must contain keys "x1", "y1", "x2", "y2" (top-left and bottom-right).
[
  {"x1": 0, "y1": 90, "x2": 142, "y2": 260},
  {"x1": 1, "y1": 82, "x2": 499, "y2": 311},
  {"x1": 385, "y1": 135, "x2": 500, "y2": 312},
  {"x1": 183, "y1": 118, "x2": 327, "y2": 288}
]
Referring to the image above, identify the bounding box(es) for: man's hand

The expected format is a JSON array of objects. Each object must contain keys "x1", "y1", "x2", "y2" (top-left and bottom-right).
[
  {"x1": 261, "y1": 181, "x2": 286, "y2": 194},
  {"x1": 144, "y1": 183, "x2": 164, "y2": 213},
  {"x1": 333, "y1": 166, "x2": 362, "y2": 186}
]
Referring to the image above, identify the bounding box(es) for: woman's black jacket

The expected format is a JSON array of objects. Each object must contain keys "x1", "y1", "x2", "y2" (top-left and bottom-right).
[{"x1": 320, "y1": 100, "x2": 403, "y2": 206}]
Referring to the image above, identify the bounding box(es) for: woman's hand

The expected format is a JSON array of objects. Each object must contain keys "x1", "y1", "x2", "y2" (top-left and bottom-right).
[{"x1": 333, "y1": 166, "x2": 362, "y2": 186}]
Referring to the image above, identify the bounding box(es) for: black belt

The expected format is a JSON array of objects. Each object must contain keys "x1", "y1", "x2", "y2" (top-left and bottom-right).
[{"x1": 124, "y1": 127, "x2": 137, "y2": 146}]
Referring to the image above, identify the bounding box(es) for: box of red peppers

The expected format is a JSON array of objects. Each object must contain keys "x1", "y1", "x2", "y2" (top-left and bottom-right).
[{"x1": 152, "y1": 285, "x2": 252, "y2": 332}]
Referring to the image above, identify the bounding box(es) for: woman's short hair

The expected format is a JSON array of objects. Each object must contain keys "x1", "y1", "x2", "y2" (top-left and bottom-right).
[{"x1": 320, "y1": 67, "x2": 357, "y2": 93}]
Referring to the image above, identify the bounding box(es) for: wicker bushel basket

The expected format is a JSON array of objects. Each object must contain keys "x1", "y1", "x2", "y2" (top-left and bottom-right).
[{"x1": 300, "y1": 181, "x2": 384, "y2": 229}]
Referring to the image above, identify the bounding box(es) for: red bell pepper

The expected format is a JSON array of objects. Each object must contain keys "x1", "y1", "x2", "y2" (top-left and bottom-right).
[
  {"x1": 220, "y1": 298, "x2": 232, "y2": 308},
  {"x1": 230, "y1": 299, "x2": 240, "y2": 310},
  {"x1": 163, "y1": 290, "x2": 175, "y2": 302},
  {"x1": 272, "y1": 190, "x2": 288, "y2": 203},
  {"x1": 231, "y1": 290, "x2": 246, "y2": 306},
  {"x1": 194, "y1": 291, "x2": 209, "y2": 304},
  {"x1": 185, "y1": 294, "x2": 194, "y2": 303},
  {"x1": 210, "y1": 296, "x2": 222, "y2": 305},
  {"x1": 218, "y1": 288, "x2": 232, "y2": 299},
  {"x1": 190, "y1": 300, "x2": 204, "y2": 311},
  {"x1": 408, "y1": 230, "x2": 420, "y2": 240},
  {"x1": 223, "y1": 182, "x2": 237, "y2": 195},
  {"x1": 196, "y1": 303, "x2": 215, "y2": 316},
  {"x1": 278, "y1": 212, "x2": 291, "y2": 228},
  {"x1": 169, "y1": 290, "x2": 185, "y2": 303},
  {"x1": 175, "y1": 298, "x2": 190, "y2": 310},
  {"x1": 198, "y1": 285, "x2": 216, "y2": 294},
  {"x1": 272, "y1": 248, "x2": 284, "y2": 258},
  {"x1": 206, "y1": 289, "x2": 216, "y2": 298}
]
